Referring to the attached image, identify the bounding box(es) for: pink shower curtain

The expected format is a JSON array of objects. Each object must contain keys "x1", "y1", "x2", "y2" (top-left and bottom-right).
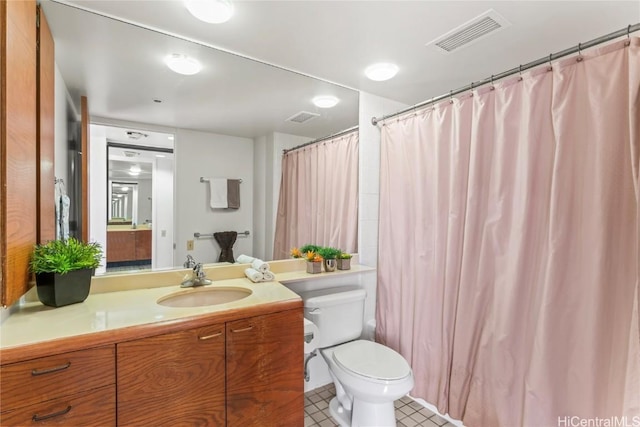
[
  {"x1": 377, "y1": 38, "x2": 640, "y2": 426},
  {"x1": 273, "y1": 131, "x2": 358, "y2": 260}
]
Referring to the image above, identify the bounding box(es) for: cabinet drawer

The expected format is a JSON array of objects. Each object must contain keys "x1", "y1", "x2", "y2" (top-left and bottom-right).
[
  {"x1": 0, "y1": 384, "x2": 115, "y2": 426},
  {"x1": 0, "y1": 345, "x2": 115, "y2": 411}
]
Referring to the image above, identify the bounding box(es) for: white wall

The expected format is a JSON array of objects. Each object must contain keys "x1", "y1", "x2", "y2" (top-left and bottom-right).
[
  {"x1": 137, "y1": 178, "x2": 152, "y2": 224},
  {"x1": 252, "y1": 136, "x2": 268, "y2": 260},
  {"x1": 89, "y1": 126, "x2": 108, "y2": 274},
  {"x1": 175, "y1": 129, "x2": 254, "y2": 265},
  {"x1": 357, "y1": 92, "x2": 409, "y2": 268},
  {"x1": 153, "y1": 157, "x2": 174, "y2": 269}
]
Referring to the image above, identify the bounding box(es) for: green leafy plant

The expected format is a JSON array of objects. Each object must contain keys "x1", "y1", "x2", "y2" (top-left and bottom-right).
[
  {"x1": 338, "y1": 253, "x2": 352, "y2": 259},
  {"x1": 299, "y1": 244, "x2": 321, "y2": 254},
  {"x1": 317, "y1": 246, "x2": 342, "y2": 260},
  {"x1": 30, "y1": 238, "x2": 103, "y2": 274}
]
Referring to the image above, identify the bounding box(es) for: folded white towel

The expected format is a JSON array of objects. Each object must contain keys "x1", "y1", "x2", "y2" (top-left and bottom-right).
[
  {"x1": 237, "y1": 254, "x2": 256, "y2": 264},
  {"x1": 209, "y1": 178, "x2": 228, "y2": 209},
  {"x1": 244, "y1": 268, "x2": 264, "y2": 283},
  {"x1": 251, "y1": 258, "x2": 270, "y2": 273},
  {"x1": 262, "y1": 271, "x2": 275, "y2": 282}
]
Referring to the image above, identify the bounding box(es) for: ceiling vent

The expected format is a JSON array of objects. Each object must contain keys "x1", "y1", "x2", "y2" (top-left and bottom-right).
[
  {"x1": 426, "y1": 9, "x2": 511, "y2": 54},
  {"x1": 126, "y1": 131, "x2": 148, "y2": 140},
  {"x1": 286, "y1": 111, "x2": 320, "y2": 124}
]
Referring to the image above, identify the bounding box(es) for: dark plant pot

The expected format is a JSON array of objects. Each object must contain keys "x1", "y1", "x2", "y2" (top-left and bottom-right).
[
  {"x1": 337, "y1": 259, "x2": 351, "y2": 270},
  {"x1": 323, "y1": 259, "x2": 337, "y2": 272},
  {"x1": 306, "y1": 261, "x2": 322, "y2": 274},
  {"x1": 35, "y1": 268, "x2": 94, "y2": 308}
]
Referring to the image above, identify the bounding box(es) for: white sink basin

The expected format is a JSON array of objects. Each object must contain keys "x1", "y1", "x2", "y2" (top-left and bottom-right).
[{"x1": 157, "y1": 287, "x2": 252, "y2": 308}]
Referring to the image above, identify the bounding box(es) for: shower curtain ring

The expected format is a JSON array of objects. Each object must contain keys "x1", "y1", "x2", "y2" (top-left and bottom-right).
[
  {"x1": 625, "y1": 25, "x2": 631, "y2": 46},
  {"x1": 490, "y1": 75, "x2": 495, "y2": 90},
  {"x1": 547, "y1": 54, "x2": 553, "y2": 71},
  {"x1": 449, "y1": 90, "x2": 454, "y2": 104},
  {"x1": 577, "y1": 43, "x2": 583, "y2": 62},
  {"x1": 518, "y1": 65, "x2": 523, "y2": 81}
]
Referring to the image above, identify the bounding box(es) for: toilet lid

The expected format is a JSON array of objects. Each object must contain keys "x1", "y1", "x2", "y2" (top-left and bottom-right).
[{"x1": 332, "y1": 340, "x2": 411, "y2": 381}]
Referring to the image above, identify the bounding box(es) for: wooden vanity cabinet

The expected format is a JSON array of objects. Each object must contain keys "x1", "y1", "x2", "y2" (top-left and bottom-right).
[
  {"x1": 0, "y1": 346, "x2": 116, "y2": 426},
  {"x1": 226, "y1": 309, "x2": 304, "y2": 427},
  {"x1": 107, "y1": 229, "x2": 152, "y2": 263},
  {"x1": 116, "y1": 323, "x2": 226, "y2": 426},
  {"x1": 0, "y1": 306, "x2": 303, "y2": 426}
]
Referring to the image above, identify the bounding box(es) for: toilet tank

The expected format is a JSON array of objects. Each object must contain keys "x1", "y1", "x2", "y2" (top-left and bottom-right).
[{"x1": 299, "y1": 286, "x2": 366, "y2": 348}]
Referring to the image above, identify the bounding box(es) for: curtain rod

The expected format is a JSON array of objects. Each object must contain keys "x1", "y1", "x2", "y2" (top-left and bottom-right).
[
  {"x1": 372, "y1": 23, "x2": 640, "y2": 126},
  {"x1": 283, "y1": 125, "x2": 359, "y2": 155}
]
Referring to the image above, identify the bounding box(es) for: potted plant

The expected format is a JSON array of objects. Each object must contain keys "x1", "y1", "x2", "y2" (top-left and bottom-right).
[
  {"x1": 299, "y1": 244, "x2": 321, "y2": 255},
  {"x1": 317, "y1": 247, "x2": 342, "y2": 272},
  {"x1": 304, "y1": 251, "x2": 323, "y2": 274},
  {"x1": 337, "y1": 253, "x2": 352, "y2": 270},
  {"x1": 30, "y1": 238, "x2": 103, "y2": 307}
]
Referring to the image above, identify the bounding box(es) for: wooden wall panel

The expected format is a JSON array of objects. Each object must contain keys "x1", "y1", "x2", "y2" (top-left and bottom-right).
[
  {"x1": 37, "y1": 6, "x2": 55, "y2": 243},
  {"x1": 1, "y1": 0, "x2": 37, "y2": 307}
]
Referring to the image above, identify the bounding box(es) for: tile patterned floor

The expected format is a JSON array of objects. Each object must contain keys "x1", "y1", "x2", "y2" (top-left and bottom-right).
[{"x1": 304, "y1": 383, "x2": 457, "y2": 427}]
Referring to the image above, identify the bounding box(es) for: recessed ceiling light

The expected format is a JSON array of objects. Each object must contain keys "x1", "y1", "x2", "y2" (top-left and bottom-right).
[
  {"x1": 312, "y1": 96, "x2": 340, "y2": 109},
  {"x1": 185, "y1": 0, "x2": 234, "y2": 24},
  {"x1": 365, "y1": 63, "x2": 399, "y2": 81},
  {"x1": 168, "y1": 136, "x2": 174, "y2": 141},
  {"x1": 120, "y1": 186, "x2": 129, "y2": 192},
  {"x1": 129, "y1": 165, "x2": 141, "y2": 174},
  {"x1": 164, "y1": 54, "x2": 202, "y2": 75},
  {"x1": 156, "y1": 154, "x2": 166, "y2": 158}
]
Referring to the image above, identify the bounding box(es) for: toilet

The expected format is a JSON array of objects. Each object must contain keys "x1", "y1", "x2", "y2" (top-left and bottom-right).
[{"x1": 300, "y1": 286, "x2": 414, "y2": 427}]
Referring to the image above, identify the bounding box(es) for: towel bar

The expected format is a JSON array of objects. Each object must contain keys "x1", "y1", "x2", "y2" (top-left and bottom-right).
[
  {"x1": 200, "y1": 177, "x2": 243, "y2": 183},
  {"x1": 194, "y1": 230, "x2": 250, "y2": 238}
]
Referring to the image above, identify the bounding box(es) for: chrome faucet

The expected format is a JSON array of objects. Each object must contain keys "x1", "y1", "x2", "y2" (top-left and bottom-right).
[
  {"x1": 181, "y1": 257, "x2": 212, "y2": 287},
  {"x1": 183, "y1": 255, "x2": 196, "y2": 269}
]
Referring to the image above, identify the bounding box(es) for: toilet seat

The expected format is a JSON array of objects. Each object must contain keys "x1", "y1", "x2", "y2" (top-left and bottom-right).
[{"x1": 332, "y1": 340, "x2": 411, "y2": 381}]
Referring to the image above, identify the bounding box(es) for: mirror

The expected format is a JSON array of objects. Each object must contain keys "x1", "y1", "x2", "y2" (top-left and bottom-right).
[
  {"x1": 109, "y1": 182, "x2": 138, "y2": 224},
  {"x1": 42, "y1": 1, "x2": 359, "y2": 272}
]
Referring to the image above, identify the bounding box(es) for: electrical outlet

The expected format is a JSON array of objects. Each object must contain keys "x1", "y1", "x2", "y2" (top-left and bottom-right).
[{"x1": 187, "y1": 240, "x2": 194, "y2": 251}]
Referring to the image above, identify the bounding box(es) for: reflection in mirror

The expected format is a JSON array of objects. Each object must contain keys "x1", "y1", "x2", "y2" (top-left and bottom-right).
[
  {"x1": 101, "y1": 128, "x2": 175, "y2": 274},
  {"x1": 109, "y1": 182, "x2": 138, "y2": 224},
  {"x1": 43, "y1": 1, "x2": 359, "y2": 273}
]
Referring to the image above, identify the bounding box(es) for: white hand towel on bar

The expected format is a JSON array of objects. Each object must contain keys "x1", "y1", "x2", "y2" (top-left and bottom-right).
[
  {"x1": 251, "y1": 258, "x2": 270, "y2": 273},
  {"x1": 209, "y1": 178, "x2": 228, "y2": 208},
  {"x1": 244, "y1": 268, "x2": 264, "y2": 283},
  {"x1": 262, "y1": 271, "x2": 275, "y2": 282},
  {"x1": 236, "y1": 254, "x2": 256, "y2": 264}
]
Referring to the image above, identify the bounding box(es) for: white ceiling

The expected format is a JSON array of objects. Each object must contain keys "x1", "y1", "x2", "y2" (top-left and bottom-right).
[{"x1": 45, "y1": 0, "x2": 639, "y2": 139}]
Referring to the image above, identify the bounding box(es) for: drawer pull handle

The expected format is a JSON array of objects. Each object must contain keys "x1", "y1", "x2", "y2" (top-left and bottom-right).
[
  {"x1": 32, "y1": 405, "x2": 72, "y2": 422},
  {"x1": 231, "y1": 325, "x2": 253, "y2": 333},
  {"x1": 199, "y1": 331, "x2": 222, "y2": 340},
  {"x1": 31, "y1": 362, "x2": 71, "y2": 376}
]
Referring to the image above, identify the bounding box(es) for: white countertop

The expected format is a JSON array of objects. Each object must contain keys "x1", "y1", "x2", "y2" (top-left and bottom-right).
[
  {"x1": 0, "y1": 260, "x2": 375, "y2": 352},
  {"x1": 0, "y1": 279, "x2": 299, "y2": 350}
]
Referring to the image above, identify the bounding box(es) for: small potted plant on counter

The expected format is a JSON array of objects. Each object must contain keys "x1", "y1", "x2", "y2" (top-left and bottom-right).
[
  {"x1": 299, "y1": 244, "x2": 321, "y2": 255},
  {"x1": 30, "y1": 238, "x2": 103, "y2": 307},
  {"x1": 305, "y1": 251, "x2": 323, "y2": 274},
  {"x1": 337, "y1": 253, "x2": 352, "y2": 270},
  {"x1": 317, "y1": 247, "x2": 342, "y2": 272}
]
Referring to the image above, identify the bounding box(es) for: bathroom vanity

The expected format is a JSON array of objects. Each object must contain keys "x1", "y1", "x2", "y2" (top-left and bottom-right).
[
  {"x1": 0, "y1": 259, "x2": 374, "y2": 426},
  {"x1": 0, "y1": 272, "x2": 304, "y2": 426}
]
